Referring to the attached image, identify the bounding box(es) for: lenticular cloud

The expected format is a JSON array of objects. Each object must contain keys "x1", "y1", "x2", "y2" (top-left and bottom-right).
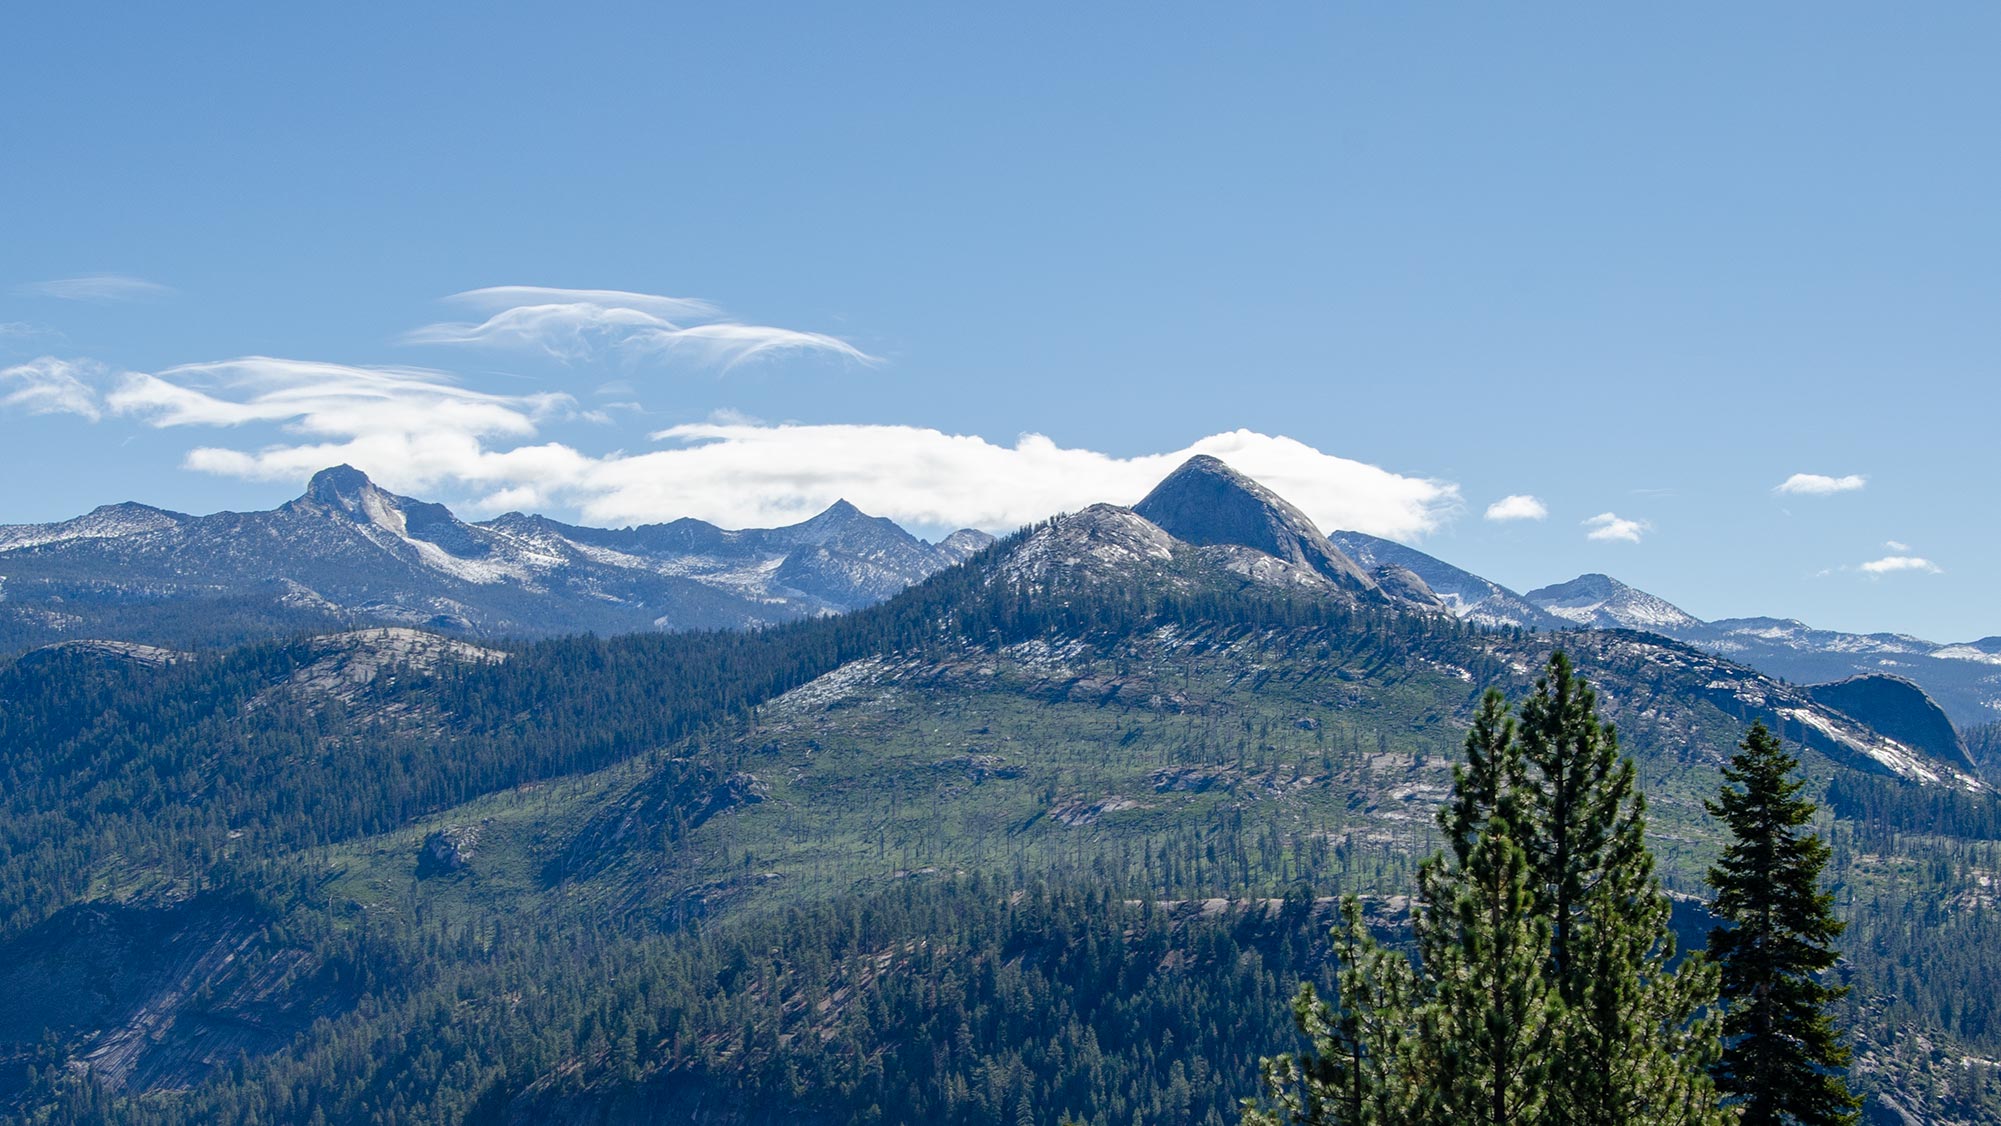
[{"x1": 403, "y1": 286, "x2": 873, "y2": 370}]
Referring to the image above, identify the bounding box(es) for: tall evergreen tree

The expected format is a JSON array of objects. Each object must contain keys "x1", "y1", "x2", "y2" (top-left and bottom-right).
[
  {"x1": 1246, "y1": 898, "x2": 1422, "y2": 1126},
  {"x1": 1514, "y1": 651, "x2": 1628, "y2": 991},
  {"x1": 1247, "y1": 671, "x2": 1723, "y2": 1125},
  {"x1": 1414, "y1": 688, "x2": 1559, "y2": 1124},
  {"x1": 1705, "y1": 722, "x2": 1861, "y2": 1126},
  {"x1": 1417, "y1": 803, "x2": 1559, "y2": 1125},
  {"x1": 1515, "y1": 653, "x2": 1725, "y2": 1126}
]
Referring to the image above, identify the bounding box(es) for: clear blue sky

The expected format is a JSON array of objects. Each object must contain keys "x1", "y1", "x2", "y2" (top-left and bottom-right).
[{"x1": 2, "y1": 4, "x2": 1996, "y2": 641}]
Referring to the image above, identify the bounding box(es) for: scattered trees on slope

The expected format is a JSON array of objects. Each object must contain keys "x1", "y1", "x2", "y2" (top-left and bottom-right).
[{"x1": 1247, "y1": 654, "x2": 1725, "y2": 1125}]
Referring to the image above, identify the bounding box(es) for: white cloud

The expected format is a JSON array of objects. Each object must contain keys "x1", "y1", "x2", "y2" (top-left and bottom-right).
[
  {"x1": 8, "y1": 353, "x2": 1460, "y2": 539},
  {"x1": 1856, "y1": 556, "x2": 1936, "y2": 576},
  {"x1": 1775, "y1": 472, "x2": 1866, "y2": 496},
  {"x1": 16, "y1": 275, "x2": 173, "y2": 301},
  {"x1": 1884, "y1": 540, "x2": 1910, "y2": 552},
  {"x1": 576, "y1": 424, "x2": 1460, "y2": 536},
  {"x1": 403, "y1": 285, "x2": 872, "y2": 370},
  {"x1": 1583, "y1": 512, "x2": 1648, "y2": 543},
  {"x1": 1859, "y1": 554, "x2": 1941, "y2": 576},
  {"x1": 0, "y1": 356, "x2": 107, "y2": 421},
  {"x1": 92, "y1": 357, "x2": 580, "y2": 496},
  {"x1": 1484, "y1": 494, "x2": 1548, "y2": 522}
]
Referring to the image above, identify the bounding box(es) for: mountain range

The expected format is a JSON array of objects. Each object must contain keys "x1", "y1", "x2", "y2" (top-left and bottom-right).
[
  {"x1": 0, "y1": 464, "x2": 991, "y2": 649},
  {"x1": 6, "y1": 457, "x2": 1997, "y2": 732},
  {"x1": 3, "y1": 454, "x2": 1998, "y2": 1123},
  {"x1": 1332, "y1": 531, "x2": 2001, "y2": 728}
]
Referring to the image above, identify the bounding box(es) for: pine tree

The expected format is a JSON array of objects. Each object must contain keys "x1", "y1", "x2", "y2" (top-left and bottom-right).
[
  {"x1": 1417, "y1": 802, "x2": 1558, "y2": 1125},
  {"x1": 1413, "y1": 687, "x2": 1559, "y2": 1124},
  {"x1": 1705, "y1": 722, "x2": 1861, "y2": 1126},
  {"x1": 1246, "y1": 667, "x2": 1724, "y2": 1126},
  {"x1": 1245, "y1": 896, "x2": 1422, "y2": 1126},
  {"x1": 1514, "y1": 651, "x2": 1627, "y2": 992},
  {"x1": 1515, "y1": 653, "x2": 1725, "y2": 1126}
]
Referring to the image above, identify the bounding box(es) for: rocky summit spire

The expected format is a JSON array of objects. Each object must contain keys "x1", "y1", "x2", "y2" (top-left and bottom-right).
[
  {"x1": 1132, "y1": 455, "x2": 1378, "y2": 593},
  {"x1": 303, "y1": 464, "x2": 380, "y2": 510}
]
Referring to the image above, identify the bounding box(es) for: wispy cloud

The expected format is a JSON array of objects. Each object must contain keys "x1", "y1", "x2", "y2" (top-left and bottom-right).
[
  {"x1": 403, "y1": 285, "x2": 873, "y2": 370},
  {"x1": 16, "y1": 274, "x2": 173, "y2": 301},
  {"x1": 1859, "y1": 554, "x2": 1941, "y2": 576},
  {"x1": 96, "y1": 357, "x2": 582, "y2": 492},
  {"x1": 1583, "y1": 512, "x2": 1648, "y2": 543},
  {"x1": 1775, "y1": 472, "x2": 1866, "y2": 496},
  {"x1": 1484, "y1": 494, "x2": 1548, "y2": 522},
  {"x1": 4, "y1": 353, "x2": 1459, "y2": 537},
  {"x1": 0, "y1": 357, "x2": 107, "y2": 421}
]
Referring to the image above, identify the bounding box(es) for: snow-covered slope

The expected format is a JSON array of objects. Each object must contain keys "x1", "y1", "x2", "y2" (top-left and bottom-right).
[
  {"x1": 0, "y1": 466, "x2": 991, "y2": 649},
  {"x1": 0, "y1": 503, "x2": 188, "y2": 552},
  {"x1": 1524, "y1": 573, "x2": 1707, "y2": 633},
  {"x1": 1329, "y1": 531, "x2": 1565, "y2": 629}
]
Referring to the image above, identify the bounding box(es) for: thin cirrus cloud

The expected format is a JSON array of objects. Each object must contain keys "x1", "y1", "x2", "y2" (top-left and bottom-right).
[
  {"x1": 14, "y1": 274, "x2": 174, "y2": 301},
  {"x1": 1583, "y1": 512, "x2": 1648, "y2": 543},
  {"x1": 0, "y1": 356, "x2": 107, "y2": 421},
  {"x1": 1775, "y1": 472, "x2": 1867, "y2": 496},
  {"x1": 0, "y1": 353, "x2": 1459, "y2": 540},
  {"x1": 1483, "y1": 494, "x2": 1548, "y2": 522},
  {"x1": 402, "y1": 286, "x2": 874, "y2": 370}
]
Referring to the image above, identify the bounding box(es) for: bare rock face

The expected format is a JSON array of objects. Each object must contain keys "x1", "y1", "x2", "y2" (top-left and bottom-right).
[
  {"x1": 1368, "y1": 564, "x2": 1449, "y2": 613},
  {"x1": 1132, "y1": 456, "x2": 1379, "y2": 595},
  {"x1": 0, "y1": 896, "x2": 358, "y2": 1099},
  {"x1": 418, "y1": 824, "x2": 485, "y2": 875},
  {"x1": 1806, "y1": 674, "x2": 1976, "y2": 773},
  {"x1": 16, "y1": 639, "x2": 190, "y2": 671}
]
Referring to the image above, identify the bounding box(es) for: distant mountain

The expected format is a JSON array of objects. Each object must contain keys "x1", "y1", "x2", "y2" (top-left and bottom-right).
[
  {"x1": 1316, "y1": 529, "x2": 2001, "y2": 727},
  {"x1": 1133, "y1": 455, "x2": 1381, "y2": 595},
  {"x1": 1523, "y1": 573, "x2": 1708, "y2": 633},
  {"x1": 1329, "y1": 530, "x2": 1564, "y2": 629},
  {"x1": 0, "y1": 466, "x2": 992, "y2": 652},
  {"x1": 1501, "y1": 573, "x2": 2001, "y2": 727},
  {"x1": 1003, "y1": 461, "x2": 1447, "y2": 613},
  {"x1": 9, "y1": 458, "x2": 2001, "y2": 728}
]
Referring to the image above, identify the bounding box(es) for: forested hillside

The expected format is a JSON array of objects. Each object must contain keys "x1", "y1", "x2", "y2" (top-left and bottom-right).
[{"x1": 4, "y1": 513, "x2": 1999, "y2": 1123}]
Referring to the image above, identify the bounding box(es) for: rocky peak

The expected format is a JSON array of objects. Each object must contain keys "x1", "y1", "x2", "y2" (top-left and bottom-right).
[
  {"x1": 1525, "y1": 573, "x2": 1704, "y2": 633},
  {"x1": 779, "y1": 499, "x2": 908, "y2": 548},
  {"x1": 1542, "y1": 572, "x2": 1620, "y2": 599},
  {"x1": 1133, "y1": 456, "x2": 1376, "y2": 593},
  {"x1": 303, "y1": 465, "x2": 379, "y2": 510},
  {"x1": 998, "y1": 505, "x2": 1176, "y2": 588},
  {"x1": 935, "y1": 528, "x2": 997, "y2": 564}
]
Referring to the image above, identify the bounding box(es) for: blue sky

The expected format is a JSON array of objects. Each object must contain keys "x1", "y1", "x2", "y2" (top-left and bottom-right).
[{"x1": 2, "y1": 4, "x2": 1996, "y2": 640}]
